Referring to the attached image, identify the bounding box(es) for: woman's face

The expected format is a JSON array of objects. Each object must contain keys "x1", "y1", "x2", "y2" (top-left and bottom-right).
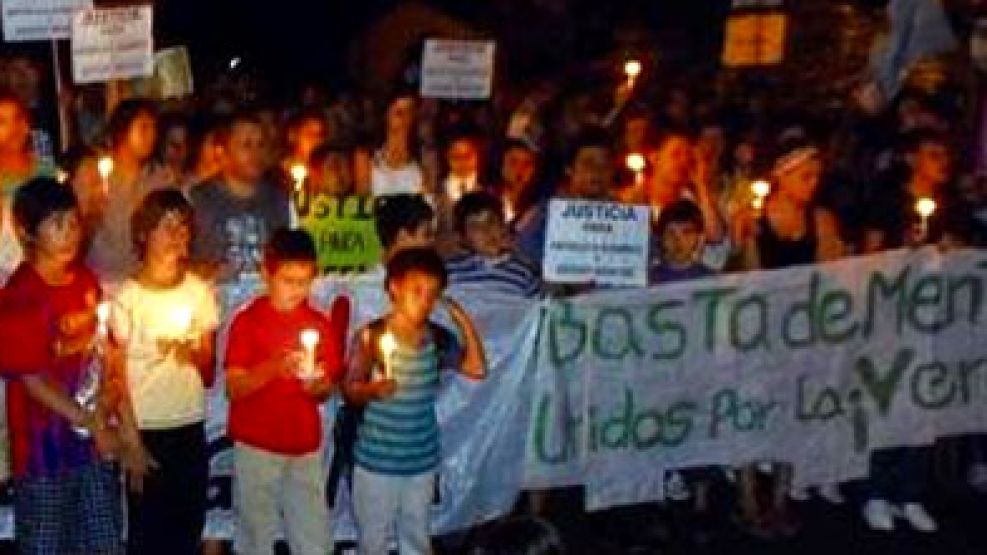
[
  {"x1": 387, "y1": 97, "x2": 416, "y2": 135},
  {"x1": 778, "y1": 156, "x2": 823, "y2": 205},
  {"x1": 162, "y1": 125, "x2": 189, "y2": 170},
  {"x1": 127, "y1": 113, "x2": 158, "y2": 161}
]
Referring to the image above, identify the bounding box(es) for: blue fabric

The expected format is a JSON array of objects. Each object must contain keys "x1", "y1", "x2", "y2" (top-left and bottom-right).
[
  {"x1": 446, "y1": 251, "x2": 544, "y2": 298},
  {"x1": 873, "y1": 0, "x2": 956, "y2": 99}
]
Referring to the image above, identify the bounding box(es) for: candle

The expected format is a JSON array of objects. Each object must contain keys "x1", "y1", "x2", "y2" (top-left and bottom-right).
[
  {"x1": 291, "y1": 163, "x2": 308, "y2": 193},
  {"x1": 97, "y1": 156, "x2": 113, "y2": 197},
  {"x1": 170, "y1": 306, "x2": 193, "y2": 340},
  {"x1": 96, "y1": 301, "x2": 110, "y2": 340},
  {"x1": 915, "y1": 197, "x2": 937, "y2": 242},
  {"x1": 56, "y1": 168, "x2": 69, "y2": 184},
  {"x1": 300, "y1": 328, "x2": 320, "y2": 379},
  {"x1": 626, "y1": 153, "x2": 646, "y2": 185},
  {"x1": 379, "y1": 331, "x2": 397, "y2": 381},
  {"x1": 751, "y1": 179, "x2": 771, "y2": 212},
  {"x1": 624, "y1": 59, "x2": 642, "y2": 88}
]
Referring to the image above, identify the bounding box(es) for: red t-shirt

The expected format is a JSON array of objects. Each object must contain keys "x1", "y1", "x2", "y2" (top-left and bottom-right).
[
  {"x1": 0, "y1": 263, "x2": 100, "y2": 478},
  {"x1": 225, "y1": 296, "x2": 346, "y2": 455}
]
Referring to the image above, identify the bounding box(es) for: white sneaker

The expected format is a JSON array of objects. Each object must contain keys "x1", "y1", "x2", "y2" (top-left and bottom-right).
[
  {"x1": 818, "y1": 483, "x2": 845, "y2": 505},
  {"x1": 862, "y1": 499, "x2": 895, "y2": 532},
  {"x1": 901, "y1": 503, "x2": 938, "y2": 533},
  {"x1": 665, "y1": 471, "x2": 692, "y2": 502}
]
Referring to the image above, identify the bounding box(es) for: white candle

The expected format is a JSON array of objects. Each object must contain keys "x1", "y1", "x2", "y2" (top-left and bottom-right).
[
  {"x1": 379, "y1": 331, "x2": 397, "y2": 381},
  {"x1": 915, "y1": 197, "x2": 937, "y2": 242},
  {"x1": 626, "y1": 153, "x2": 646, "y2": 185},
  {"x1": 624, "y1": 59, "x2": 642, "y2": 88},
  {"x1": 291, "y1": 163, "x2": 308, "y2": 193},
  {"x1": 97, "y1": 156, "x2": 113, "y2": 197},
  {"x1": 751, "y1": 179, "x2": 771, "y2": 212},
  {"x1": 300, "y1": 328, "x2": 320, "y2": 379},
  {"x1": 96, "y1": 302, "x2": 110, "y2": 340}
]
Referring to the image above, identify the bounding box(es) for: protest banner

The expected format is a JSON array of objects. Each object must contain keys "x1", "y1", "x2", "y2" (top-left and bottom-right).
[
  {"x1": 420, "y1": 39, "x2": 496, "y2": 100},
  {"x1": 1, "y1": 0, "x2": 91, "y2": 42},
  {"x1": 71, "y1": 5, "x2": 153, "y2": 84},
  {"x1": 297, "y1": 195, "x2": 382, "y2": 274},
  {"x1": 542, "y1": 199, "x2": 651, "y2": 287}
]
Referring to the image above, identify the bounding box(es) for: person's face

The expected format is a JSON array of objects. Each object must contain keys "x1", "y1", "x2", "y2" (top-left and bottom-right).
[
  {"x1": 394, "y1": 221, "x2": 436, "y2": 252},
  {"x1": 6, "y1": 58, "x2": 40, "y2": 105},
  {"x1": 501, "y1": 147, "x2": 537, "y2": 190},
  {"x1": 70, "y1": 158, "x2": 102, "y2": 210},
  {"x1": 650, "y1": 137, "x2": 693, "y2": 185},
  {"x1": 0, "y1": 101, "x2": 30, "y2": 153},
  {"x1": 316, "y1": 152, "x2": 353, "y2": 197},
  {"x1": 568, "y1": 146, "x2": 612, "y2": 199},
  {"x1": 144, "y1": 210, "x2": 191, "y2": 266},
  {"x1": 31, "y1": 209, "x2": 82, "y2": 266},
  {"x1": 388, "y1": 270, "x2": 443, "y2": 327},
  {"x1": 778, "y1": 156, "x2": 823, "y2": 205},
  {"x1": 126, "y1": 113, "x2": 158, "y2": 161},
  {"x1": 223, "y1": 122, "x2": 265, "y2": 183},
  {"x1": 265, "y1": 261, "x2": 316, "y2": 312},
  {"x1": 162, "y1": 126, "x2": 189, "y2": 170},
  {"x1": 447, "y1": 139, "x2": 478, "y2": 178},
  {"x1": 661, "y1": 221, "x2": 701, "y2": 266},
  {"x1": 698, "y1": 126, "x2": 725, "y2": 162},
  {"x1": 624, "y1": 117, "x2": 649, "y2": 150},
  {"x1": 387, "y1": 97, "x2": 416, "y2": 135},
  {"x1": 196, "y1": 131, "x2": 224, "y2": 177},
  {"x1": 293, "y1": 118, "x2": 326, "y2": 160},
  {"x1": 910, "y1": 142, "x2": 952, "y2": 187},
  {"x1": 464, "y1": 209, "x2": 508, "y2": 258}
]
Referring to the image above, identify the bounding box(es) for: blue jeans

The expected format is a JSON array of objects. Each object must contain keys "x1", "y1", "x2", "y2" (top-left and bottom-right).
[{"x1": 352, "y1": 465, "x2": 434, "y2": 555}]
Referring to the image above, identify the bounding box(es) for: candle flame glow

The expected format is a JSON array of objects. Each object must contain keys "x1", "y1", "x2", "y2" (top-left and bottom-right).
[
  {"x1": 915, "y1": 197, "x2": 937, "y2": 219},
  {"x1": 624, "y1": 60, "x2": 642, "y2": 78},
  {"x1": 625, "y1": 153, "x2": 646, "y2": 173},
  {"x1": 300, "y1": 328, "x2": 320, "y2": 350},
  {"x1": 97, "y1": 156, "x2": 114, "y2": 180}
]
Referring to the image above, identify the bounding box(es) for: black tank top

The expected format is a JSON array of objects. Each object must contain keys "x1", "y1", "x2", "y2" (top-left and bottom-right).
[{"x1": 756, "y1": 209, "x2": 818, "y2": 270}]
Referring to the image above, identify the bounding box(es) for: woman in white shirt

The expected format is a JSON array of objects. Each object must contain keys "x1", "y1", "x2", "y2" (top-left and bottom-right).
[{"x1": 355, "y1": 91, "x2": 426, "y2": 197}]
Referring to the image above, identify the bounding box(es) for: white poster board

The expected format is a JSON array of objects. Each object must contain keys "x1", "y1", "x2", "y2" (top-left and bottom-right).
[
  {"x1": 1, "y1": 0, "x2": 91, "y2": 42},
  {"x1": 71, "y1": 5, "x2": 153, "y2": 84},
  {"x1": 542, "y1": 199, "x2": 651, "y2": 287},
  {"x1": 420, "y1": 39, "x2": 495, "y2": 100}
]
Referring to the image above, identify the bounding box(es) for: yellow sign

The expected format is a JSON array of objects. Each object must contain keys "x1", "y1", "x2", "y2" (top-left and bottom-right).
[{"x1": 722, "y1": 12, "x2": 787, "y2": 67}]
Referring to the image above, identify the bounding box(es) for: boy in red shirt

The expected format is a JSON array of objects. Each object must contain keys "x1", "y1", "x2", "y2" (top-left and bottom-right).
[
  {"x1": 225, "y1": 227, "x2": 345, "y2": 555},
  {"x1": 0, "y1": 177, "x2": 122, "y2": 554}
]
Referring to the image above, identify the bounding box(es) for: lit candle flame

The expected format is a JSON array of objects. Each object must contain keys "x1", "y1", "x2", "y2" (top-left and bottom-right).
[
  {"x1": 96, "y1": 302, "x2": 110, "y2": 338},
  {"x1": 299, "y1": 328, "x2": 320, "y2": 380},
  {"x1": 291, "y1": 164, "x2": 308, "y2": 192},
  {"x1": 300, "y1": 328, "x2": 320, "y2": 351},
  {"x1": 751, "y1": 179, "x2": 771, "y2": 200},
  {"x1": 915, "y1": 197, "x2": 937, "y2": 219},
  {"x1": 170, "y1": 306, "x2": 193, "y2": 337},
  {"x1": 97, "y1": 156, "x2": 114, "y2": 180},
  {"x1": 624, "y1": 60, "x2": 642, "y2": 79},
  {"x1": 56, "y1": 168, "x2": 69, "y2": 184},
  {"x1": 625, "y1": 153, "x2": 646, "y2": 173},
  {"x1": 380, "y1": 331, "x2": 397, "y2": 381}
]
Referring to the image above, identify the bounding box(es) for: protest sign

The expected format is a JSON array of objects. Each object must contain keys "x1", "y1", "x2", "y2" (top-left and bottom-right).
[
  {"x1": 1, "y1": 0, "x2": 91, "y2": 42},
  {"x1": 722, "y1": 0, "x2": 787, "y2": 67},
  {"x1": 297, "y1": 195, "x2": 382, "y2": 274},
  {"x1": 542, "y1": 199, "x2": 651, "y2": 287},
  {"x1": 420, "y1": 39, "x2": 496, "y2": 100},
  {"x1": 71, "y1": 5, "x2": 153, "y2": 84},
  {"x1": 126, "y1": 46, "x2": 194, "y2": 99}
]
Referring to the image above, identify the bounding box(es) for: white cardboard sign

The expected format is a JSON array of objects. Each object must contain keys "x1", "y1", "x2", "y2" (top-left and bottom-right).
[
  {"x1": 2, "y1": 0, "x2": 91, "y2": 42},
  {"x1": 71, "y1": 5, "x2": 153, "y2": 84},
  {"x1": 420, "y1": 39, "x2": 495, "y2": 100}
]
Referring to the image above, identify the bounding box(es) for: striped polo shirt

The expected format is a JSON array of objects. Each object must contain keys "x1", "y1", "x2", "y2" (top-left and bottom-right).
[
  {"x1": 354, "y1": 336, "x2": 443, "y2": 476},
  {"x1": 445, "y1": 251, "x2": 544, "y2": 298}
]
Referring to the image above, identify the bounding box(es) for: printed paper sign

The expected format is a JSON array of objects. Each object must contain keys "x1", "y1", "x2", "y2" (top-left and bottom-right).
[
  {"x1": 420, "y1": 39, "x2": 495, "y2": 100},
  {"x1": 71, "y1": 5, "x2": 153, "y2": 84},
  {"x1": 543, "y1": 199, "x2": 651, "y2": 287},
  {"x1": 2, "y1": 0, "x2": 91, "y2": 42}
]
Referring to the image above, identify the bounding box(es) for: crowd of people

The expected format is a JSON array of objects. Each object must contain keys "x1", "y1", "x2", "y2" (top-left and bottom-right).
[{"x1": 0, "y1": 45, "x2": 985, "y2": 555}]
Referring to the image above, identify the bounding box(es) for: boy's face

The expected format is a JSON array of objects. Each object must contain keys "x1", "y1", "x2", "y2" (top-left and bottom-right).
[
  {"x1": 32, "y1": 209, "x2": 83, "y2": 266},
  {"x1": 126, "y1": 113, "x2": 158, "y2": 161},
  {"x1": 910, "y1": 141, "x2": 952, "y2": 187},
  {"x1": 145, "y1": 210, "x2": 191, "y2": 265},
  {"x1": 567, "y1": 146, "x2": 611, "y2": 199},
  {"x1": 447, "y1": 139, "x2": 478, "y2": 178},
  {"x1": 0, "y1": 100, "x2": 29, "y2": 153},
  {"x1": 388, "y1": 270, "x2": 443, "y2": 326},
  {"x1": 265, "y1": 261, "x2": 317, "y2": 312},
  {"x1": 661, "y1": 221, "x2": 701, "y2": 266},
  {"x1": 464, "y1": 209, "x2": 509, "y2": 258},
  {"x1": 501, "y1": 147, "x2": 536, "y2": 190},
  {"x1": 315, "y1": 152, "x2": 353, "y2": 197},
  {"x1": 223, "y1": 122, "x2": 265, "y2": 184}
]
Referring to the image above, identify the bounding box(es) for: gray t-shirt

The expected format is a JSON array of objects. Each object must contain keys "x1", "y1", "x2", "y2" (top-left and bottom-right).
[{"x1": 190, "y1": 177, "x2": 290, "y2": 291}]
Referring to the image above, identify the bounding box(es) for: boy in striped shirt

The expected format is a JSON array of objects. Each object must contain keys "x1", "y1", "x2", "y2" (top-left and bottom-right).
[
  {"x1": 445, "y1": 192, "x2": 544, "y2": 299},
  {"x1": 344, "y1": 247, "x2": 486, "y2": 555}
]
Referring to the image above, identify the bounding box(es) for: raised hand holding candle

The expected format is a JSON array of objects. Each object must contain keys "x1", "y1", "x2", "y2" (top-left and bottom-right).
[
  {"x1": 751, "y1": 179, "x2": 771, "y2": 212},
  {"x1": 626, "y1": 153, "x2": 646, "y2": 185},
  {"x1": 291, "y1": 163, "x2": 308, "y2": 192},
  {"x1": 624, "y1": 59, "x2": 642, "y2": 89},
  {"x1": 300, "y1": 328, "x2": 320, "y2": 380},
  {"x1": 915, "y1": 197, "x2": 937, "y2": 242},
  {"x1": 380, "y1": 331, "x2": 397, "y2": 381}
]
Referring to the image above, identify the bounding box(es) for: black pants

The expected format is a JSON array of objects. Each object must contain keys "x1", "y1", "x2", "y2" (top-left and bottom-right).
[{"x1": 127, "y1": 422, "x2": 208, "y2": 555}]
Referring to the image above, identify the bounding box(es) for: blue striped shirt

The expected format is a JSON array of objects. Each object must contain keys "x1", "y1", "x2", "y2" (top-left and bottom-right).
[
  {"x1": 354, "y1": 339, "x2": 443, "y2": 476},
  {"x1": 445, "y1": 251, "x2": 544, "y2": 298}
]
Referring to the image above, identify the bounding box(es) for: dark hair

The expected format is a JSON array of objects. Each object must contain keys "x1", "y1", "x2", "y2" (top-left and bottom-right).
[
  {"x1": 58, "y1": 145, "x2": 98, "y2": 181},
  {"x1": 12, "y1": 177, "x2": 77, "y2": 243},
  {"x1": 309, "y1": 141, "x2": 352, "y2": 168},
  {"x1": 454, "y1": 192, "x2": 502, "y2": 235},
  {"x1": 651, "y1": 125, "x2": 696, "y2": 151},
  {"x1": 286, "y1": 107, "x2": 326, "y2": 133},
  {"x1": 385, "y1": 247, "x2": 447, "y2": 291},
  {"x1": 374, "y1": 194, "x2": 434, "y2": 250},
  {"x1": 656, "y1": 199, "x2": 704, "y2": 237},
  {"x1": 262, "y1": 227, "x2": 317, "y2": 274},
  {"x1": 155, "y1": 111, "x2": 190, "y2": 163},
  {"x1": 502, "y1": 138, "x2": 538, "y2": 158},
  {"x1": 131, "y1": 189, "x2": 194, "y2": 259},
  {"x1": 899, "y1": 128, "x2": 951, "y2": 156},
  {"x1": 467, "y1": 517, "x2": 564, "y2": 555},
  {"x1": 108, "y1": 98, "x2": 158, "y2": 149},
  {"x1": 217, "y1": 110, "x2": 263, "y2": 147},
  {"x1": 565, "y1": 126, "x2": 611, "y2": 168}
]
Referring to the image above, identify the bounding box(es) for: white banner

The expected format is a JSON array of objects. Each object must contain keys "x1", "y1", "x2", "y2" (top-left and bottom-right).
[
  {"x1": 420, "y1": 39, "x2": 495, "y2": 100},
  {"x1": 543, "y1": 199, "x2": 651, "y2": 287},
  {"x1": 71, "y1": 5, "x2": 153, "y2": 84},
  {"x1": 1, "y1": 0, "x2": 91, "y2": 42}
]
